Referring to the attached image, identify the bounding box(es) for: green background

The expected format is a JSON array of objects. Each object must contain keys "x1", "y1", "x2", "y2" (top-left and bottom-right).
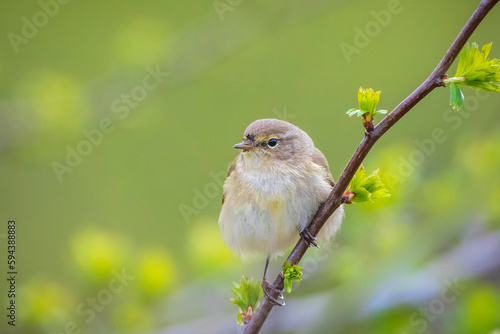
[{"x1": 1, "y1": 0, "x2": 500, "y2": 333}]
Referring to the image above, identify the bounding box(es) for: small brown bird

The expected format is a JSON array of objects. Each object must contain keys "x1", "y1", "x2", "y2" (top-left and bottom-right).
[{"x1": 219, "y1": 119, "x2": 344, "y2": 304}]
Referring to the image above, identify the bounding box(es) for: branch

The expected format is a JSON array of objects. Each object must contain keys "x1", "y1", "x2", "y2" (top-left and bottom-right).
[{"x1": 243, "y1": 1, "x2": 499, "y2": 333}]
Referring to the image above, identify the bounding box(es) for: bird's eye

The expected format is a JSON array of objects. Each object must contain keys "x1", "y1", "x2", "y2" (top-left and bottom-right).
[{"x1": 267, "y1": 138, "x2": 278, "y2": 148}]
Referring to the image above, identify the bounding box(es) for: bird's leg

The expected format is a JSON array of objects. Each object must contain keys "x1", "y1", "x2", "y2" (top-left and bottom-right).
[
  {"x1": 261, "y1": 255, "x2": 285, "y2": 306},
  {"x1": 300, "y1": 227, "x2": 319, "y2": 248}
]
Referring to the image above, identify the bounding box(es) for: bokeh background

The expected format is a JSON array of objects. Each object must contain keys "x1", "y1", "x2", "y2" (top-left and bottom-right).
[{"x1": 1, "y1": 0, "x2": 500, "y2": 333}]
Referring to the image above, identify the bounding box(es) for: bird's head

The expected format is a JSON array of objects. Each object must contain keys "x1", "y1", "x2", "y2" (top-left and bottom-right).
[{"x1": 233, "y1": 119, "x2": 314, "y2": 170}]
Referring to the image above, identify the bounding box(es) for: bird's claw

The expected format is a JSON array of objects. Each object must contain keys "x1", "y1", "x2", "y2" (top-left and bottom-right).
[
  {"x1": 300, "y1": 228, "x2": 319, "y2": 248},
  {"x1": 261, "y1": 279, "x2": 285, "y2": 306}
]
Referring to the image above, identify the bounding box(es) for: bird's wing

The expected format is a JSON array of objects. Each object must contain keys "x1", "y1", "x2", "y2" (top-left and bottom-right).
[
  {"x1": 222, "y1": 156, "x2": 238, "y2": 205},
  {"x1": 311, "y1": 147, "x2": 335, "y2": 187}
]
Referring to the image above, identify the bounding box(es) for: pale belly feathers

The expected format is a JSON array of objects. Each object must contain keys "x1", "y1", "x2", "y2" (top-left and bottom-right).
[{"x1": 219, "y1": 161, "x2": 344, "y2": 257}]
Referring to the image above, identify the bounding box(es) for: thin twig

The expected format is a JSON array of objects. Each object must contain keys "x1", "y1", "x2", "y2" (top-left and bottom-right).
[{"x1": 243, "y1": 1, "x2": 499, "y2": 332}]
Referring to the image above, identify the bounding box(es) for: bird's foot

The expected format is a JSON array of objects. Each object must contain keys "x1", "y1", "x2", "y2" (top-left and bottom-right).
[
  {"x1": 300, "y1": 228, "x2": 319, "y2": 248},
  {"x1": 261, "y1": 279, "x2": 285, "y2": 306}
]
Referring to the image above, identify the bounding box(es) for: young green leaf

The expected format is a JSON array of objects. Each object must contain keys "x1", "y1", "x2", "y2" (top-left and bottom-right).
[
  {"x1": 282, "y1": 262, "x2": 303, "y2": 293},
  {"x1": 351, "y1": 187, "x2": 370, "y2": 203},
  {"x1": 346, "y1": 108, "x2": 366, "y2": 117},
  {"x1": 449, "y1": 83, "x2": 464, "y2": 110},
  {"x1": 359, "y1": 88, "x2": 379, "y2": 114},
  {"x1": 455, "y1": 43, "x2": 500, "y2": 91}
]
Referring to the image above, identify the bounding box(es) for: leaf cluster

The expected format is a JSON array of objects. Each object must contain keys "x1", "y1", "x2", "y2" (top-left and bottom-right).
[
  {"x1": 282, "y1": 262, "x2": 303, "y2": 293},
  {"x1": 345, "y1": 165, "x2": 390, "y2": 204},
  {"x1": 231, "y1": 276, "x2": 263, "y2": 325},
  {"x1": 446, "y1": 43, "x2": 500, "y2": 109},
  {"x1": 347, "y1": 87, "x2": 388, "y2": 122}
]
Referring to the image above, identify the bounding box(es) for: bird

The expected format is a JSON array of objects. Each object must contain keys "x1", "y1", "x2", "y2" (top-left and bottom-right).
[{"x1": 219, "y1": 119, "x2": 344, "y2": 305}]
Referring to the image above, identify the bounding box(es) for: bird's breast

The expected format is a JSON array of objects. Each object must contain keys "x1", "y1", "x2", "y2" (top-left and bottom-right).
[
  {"x1": 244, "y1": 172, "x2": 295, "y2": 196},
  {"x1": 219, "y1": 159, "x2": 333, "y2": 256}
]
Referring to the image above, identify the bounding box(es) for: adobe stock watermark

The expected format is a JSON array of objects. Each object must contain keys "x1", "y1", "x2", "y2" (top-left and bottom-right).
[
  {"x1": 399, "y1": 278, "x2": 466, "y2": 334},
  {"x1": 47, "y1": 268, "x2": 134, "y2": 334},
  {"x1": 7, "y1": 0, "x2": 73, "y2": 54},
  {"x1": 268, "y1": 239, "x2": 341, "y2": 294},
  {"x1": 295, "y1": 239, "x2": 340, "y2": 282},
  {"x1": 383, "y1": 89, "x2": 490, "y2": 188},
  {"x1": 213, "y1": 0, "x2": 244, "y2": 22},
  {"x1": 272, "y1": 106, "x2": 296, "y2": 122},
  {"x1": 340, "y1": 0, "x2": 407, "y2": 63},
  {"x1": 51, "y1": 65, "x2": 169, "y2": 182},
  {"x1": 179, "y1": 170, "x2": 227, "y2": 224}
]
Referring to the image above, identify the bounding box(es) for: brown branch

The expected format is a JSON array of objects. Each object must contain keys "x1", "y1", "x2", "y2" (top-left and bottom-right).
[{"x1": 243, "y1": 0, "x2": 499, "y2": 333}]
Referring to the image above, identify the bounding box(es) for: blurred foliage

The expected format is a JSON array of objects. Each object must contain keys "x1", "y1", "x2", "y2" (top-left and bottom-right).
[
  {"x1": 71, "y1": 229, "x2": 127, "y2": 283},
  {"x1": 187, "y1": 218, "x2": 236, "y2": 273},
  {"x1": 0, "y1": 0, "x2": 499, "y2": 333},
  {"x1": 23, "y1": 279, "x2": 75, "y2": 328},
  {"x1": 18, "y1": 229, "x2": 175, "y2": 333},
  {"x1": 137, "y1": 249, "x2": 175, "y2": 299}
]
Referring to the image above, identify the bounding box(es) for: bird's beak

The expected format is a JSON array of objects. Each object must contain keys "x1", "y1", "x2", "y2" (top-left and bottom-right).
[{"x1": 233, "y1": 141, "x2": 255, "y2": 150}]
